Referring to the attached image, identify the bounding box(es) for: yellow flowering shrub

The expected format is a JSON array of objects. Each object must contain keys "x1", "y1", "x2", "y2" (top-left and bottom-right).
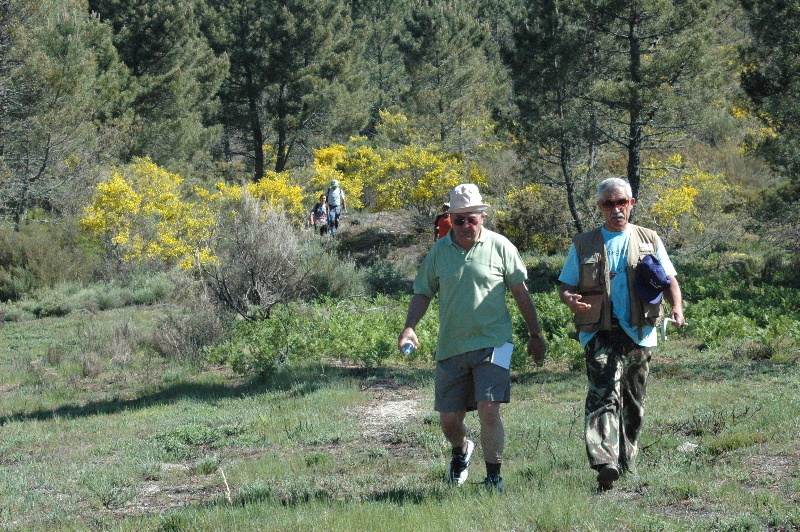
[
  {"x1": 375, "y1": 110, "x2": 421, "y2": 144},
  {"x1": 647, "y1": 155, "x2": 730, "y2": 239},
  {"x1": 651, "y1": 185, "x2": 699, "y2": 229},
  {"x1": 311, "y1": 139, "x2": 487, "y2": 213},
  {"x1": 248, "y1": 171, "x2": 306, "y2": 219},
  {"x1": 80, "y1": 158, "x2": 217, "y2": 270},
  {"x1": 309, "y1": 143, "x2": 366, "y2": 210},
  {"x1": 80, "y1": 159, "x2": 307, "y2": 270}
]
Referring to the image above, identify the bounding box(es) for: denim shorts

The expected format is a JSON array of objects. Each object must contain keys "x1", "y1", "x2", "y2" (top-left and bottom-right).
[{"x1": 434, "y1": 347, "x2": 511, "y2": 412}]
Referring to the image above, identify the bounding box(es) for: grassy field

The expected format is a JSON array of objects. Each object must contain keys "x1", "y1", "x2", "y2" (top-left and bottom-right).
[{"x1": 0, "y1": 306, "x2": 798, "y2": 531}]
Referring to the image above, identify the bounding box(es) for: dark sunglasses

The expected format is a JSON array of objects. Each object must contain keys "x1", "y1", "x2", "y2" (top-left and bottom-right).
[
  {"x1": 600, "y1": 198, "x2": 630, "y2": 210},
  {"x1": 452, "y1": 215, "x2": 482, "y2": 226}
]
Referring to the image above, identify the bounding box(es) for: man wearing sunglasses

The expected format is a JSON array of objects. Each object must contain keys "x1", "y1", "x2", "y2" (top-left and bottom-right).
[
  {"x1": 558, "y1": 177, "x2": 685, "y2": 491},
  {"x1": 398, "y1": 183, "x2": 547, "y2": 492}
]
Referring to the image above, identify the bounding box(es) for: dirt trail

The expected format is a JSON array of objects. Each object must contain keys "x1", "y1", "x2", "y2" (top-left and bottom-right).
[{"x1": 353, "y1": 379, "x2": 425, "y2": 445}]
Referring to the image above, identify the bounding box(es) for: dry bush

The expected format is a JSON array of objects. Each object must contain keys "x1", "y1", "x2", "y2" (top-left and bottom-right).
[
  {"x1": 200, "y1": 194, "x2": 314, "y2": 320},
  {"x1": 150, "y1": 301, "x2": 223, "y2": 366},
  {"x1": 46, "y1": 342, "x2": 63, "y2": 366},
  {"x1": 80, "y1": 353, "x2": 102, "y2": 378},
  {"x1": 107, "y1": 321, "x2": 139, "y2": 367}
]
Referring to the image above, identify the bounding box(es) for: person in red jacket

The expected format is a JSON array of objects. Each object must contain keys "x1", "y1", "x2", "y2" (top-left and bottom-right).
[{"x1": 434, "y1": 202, "x2": 452, "y2": 241}]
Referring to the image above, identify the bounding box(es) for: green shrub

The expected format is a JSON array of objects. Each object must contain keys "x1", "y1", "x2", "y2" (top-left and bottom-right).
[
  {"x1": 0, "y1": 265, "x2": 37, "y2": 301},
  {"x1": 154, "y1": 423, "x2": 222, "y2": 460},
  {"x1": 209, "y1": 295, "x2": 437, "y2": 374},
  {"x1": 510, "y1": 289, "x2": 582, "y2": 369},
  {"x1": 522, "y1": 253, "x2": 566, "y2": 294},
  {"x1": 0, "y1": 219, "x2": 102, "y2": 301},
  {"x1": 707, "y1": 431, "x2": 768, "y2": 455},
  {"x1": 130, "y1": 273, "x2": 175, "y2": 304},
  {"x1": 194, "y1": 454, "x2": 221, "y2": 475},
  {"x1": 0, "y1": 302, "x2": 34, "y2": 321},
  {"x1": 79, "y1": 469, "x2": 137, "y2": 509},
  {"x1": 365, "y1": 260, "x2": 412, "y2": 295},
  {"x1": 304, "y1": 241, "x2": 370, "y2": 298}
]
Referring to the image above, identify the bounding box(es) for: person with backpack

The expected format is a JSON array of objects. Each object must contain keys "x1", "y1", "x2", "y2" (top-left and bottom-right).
[
  {"x1": 558, "y1": 177, "x2": 685, "y2": 491},
  {"x1": 325, "y1": 180, "x2": 346, "y2": 236},
  {"x1": 309, "y1": 194, "x2": 329, "y2": 236}
]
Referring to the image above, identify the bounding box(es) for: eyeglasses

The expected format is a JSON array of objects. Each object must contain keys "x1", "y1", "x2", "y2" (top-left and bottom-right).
[
  {"x1": 600, "y1": 198, "x2": 631, "y2": 210},
  {"x1": 452, "y1": 215, "x2": 482, "y2": 226}
]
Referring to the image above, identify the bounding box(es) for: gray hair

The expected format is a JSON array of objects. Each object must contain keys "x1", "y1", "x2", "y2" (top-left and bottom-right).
[{"x1": 597, "y1": 177, "x2": 632, "y2": 200}]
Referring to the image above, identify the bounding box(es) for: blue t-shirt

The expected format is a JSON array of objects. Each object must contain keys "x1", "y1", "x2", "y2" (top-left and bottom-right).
[{"x1": 559, "y1": 227, "x2": 677, "y2": 347}]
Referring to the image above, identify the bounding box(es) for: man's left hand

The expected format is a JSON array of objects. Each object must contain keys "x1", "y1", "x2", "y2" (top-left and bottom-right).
[
  {"x1": 528, "y1": 336, "x2": 547, "y2": 366},
  {"x1": 670, "y1": 309, "x2": 686, "y2": 327}
]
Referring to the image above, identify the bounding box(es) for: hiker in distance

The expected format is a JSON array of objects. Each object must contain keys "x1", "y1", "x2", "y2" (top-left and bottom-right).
[
  {"x1": 325, "y1": 179, "x2": 346, "y2": 236},
  {"x1": 309, "y1": 194, "x2": 329, "y2": 236},
  {"x1": 398, "y1": 183, "x2": 547, "y2": 492},
  {"x1": 434, "y1": 202, "x2": 452, "y2": 241},
  {"x1": 558, "y1": 177, "x2": 685, "y2": 491}
]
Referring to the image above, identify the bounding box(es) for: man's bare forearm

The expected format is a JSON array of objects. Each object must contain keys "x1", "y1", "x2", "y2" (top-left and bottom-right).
[{"x1": 403, "y1": 294, "x2": 431, "y2": 330}]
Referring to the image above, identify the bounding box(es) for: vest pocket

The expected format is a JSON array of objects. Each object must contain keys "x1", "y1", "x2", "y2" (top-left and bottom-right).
[
  {"x1": 575, "y1": 253, "x2": 605, "y2": 331},
  {"x1": 578, "y1": 253, "x2": 603, "y2": 292},
  {"x1": 574, "y1": 292, "x2": 604, "y2": 330},
  {"x1": 640, "y1": 300, "x2": 664, "y2": 326}
]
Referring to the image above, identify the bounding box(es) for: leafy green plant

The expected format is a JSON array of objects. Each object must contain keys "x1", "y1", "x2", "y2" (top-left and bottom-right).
[
  {"x1": 194, "y1": 454, "x2": 221, "y2": 475},
  {"x1": 209, "y1": 295, "x2": 437, "y2": 374},
  {"x1": 708, "y1": 431, "x2": 768, "y2": 455},
  {"x1": 80, "y1": 469, "x2": 138, "y2": 509}
]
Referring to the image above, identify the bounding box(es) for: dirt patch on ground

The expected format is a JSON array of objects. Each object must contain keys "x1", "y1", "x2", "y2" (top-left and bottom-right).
[
  {"x1": 352, "y1": 378, "x2": 425, "y2": 451},
  {"x1": 743, "y1": 453, "x2": 799, "y2": 493},
  {"x1": 104, "y1": 376, "x2": 426, "y2": 523}
]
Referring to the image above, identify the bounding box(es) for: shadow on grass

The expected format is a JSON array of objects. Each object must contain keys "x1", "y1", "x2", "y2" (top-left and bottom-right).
[
  {"x1": 0, "y1": 363, "x2": 433, "y2": 426},
  {"x1": 363, "y1": 484, "x2": 447, "y2": 505},
  {"x1": 513, "y1": 358, "x2": 798, "y2": 387},
  {"x1": 651, "y1": 360, "x2": 798, "y2": 380}
]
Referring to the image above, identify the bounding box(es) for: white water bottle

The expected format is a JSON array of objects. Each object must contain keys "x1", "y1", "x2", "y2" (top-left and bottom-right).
[{"x1": 401, "y1": 342, "x2": 415, "y2": 355}]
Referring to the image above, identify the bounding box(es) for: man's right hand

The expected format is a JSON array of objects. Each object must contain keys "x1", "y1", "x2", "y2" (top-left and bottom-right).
[
  {"x1": 564, "y1": 292, "x2": 591, "y2": 313},
  {"x1": 398, "y1": 328, "x2": 419, "y2": 352},
  {"x1": 559, "y1": 283, "x2": 592, "y2": 314}
]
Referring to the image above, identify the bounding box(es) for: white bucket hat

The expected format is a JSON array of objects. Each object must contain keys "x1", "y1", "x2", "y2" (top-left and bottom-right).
[{"x1": 447, "y1": 184, "x2": 490, "y2": 214}]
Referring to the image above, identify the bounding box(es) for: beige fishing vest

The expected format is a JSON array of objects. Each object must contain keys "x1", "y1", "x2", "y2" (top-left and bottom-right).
[{"x1": 572, "y1": 224, "x2": 666, "y2": 336}]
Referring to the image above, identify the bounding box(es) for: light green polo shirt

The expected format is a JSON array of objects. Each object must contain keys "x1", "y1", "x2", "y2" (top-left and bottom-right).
[{"x1": 413, "y1": 228, "x2": 528, "y2": 361}]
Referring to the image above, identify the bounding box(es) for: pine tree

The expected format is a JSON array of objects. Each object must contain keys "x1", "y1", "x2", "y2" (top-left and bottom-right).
[
  {"x1": 0, "y1": 0, "x2": 130, "y2": 229},
  {"x1": 740, "y1": 0, "x2": 800, "y2": 250},
  {"x1": 203, "y1": 0, "x2": 369, "y2": 181},
  {"x1": 394, "y1": 0, "x2": 508, "y2": 149},
  {"x1": 587, "y1": 0, "x2": 723, "y2": 199},
  {"x1": 740, "y1": 0, "x2": 800, "y2": 182},
  {"x1": 89, "y1": 0, "x2": 229, "y2": 175},
  {"x1": 504, "y1": 0, "x2": 602, "y2": 234},
  {"x1": 350, "y1": 0, "x2": 409, "y2": 136}
]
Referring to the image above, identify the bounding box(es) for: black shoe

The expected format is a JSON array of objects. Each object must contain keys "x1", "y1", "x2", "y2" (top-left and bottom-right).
[
  {"x1": 447, "y1": 439, "x2": 474, "y2": 486},
  {"x1": 597, "y1": 464, "x2": 620, "y2": 491},
  {"x1": 481, "y1": 474, "x2": 504, "y2": 493}
]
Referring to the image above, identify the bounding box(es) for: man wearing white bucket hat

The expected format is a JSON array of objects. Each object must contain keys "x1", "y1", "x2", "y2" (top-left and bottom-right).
[{"x1": 399, "y1": 183, "x2": 547, "y2": 491}]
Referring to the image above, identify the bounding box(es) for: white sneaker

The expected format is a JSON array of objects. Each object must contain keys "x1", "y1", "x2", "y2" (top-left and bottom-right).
[{"x1": 447, "y1": 439, "x2": 475, "y2": 486}]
